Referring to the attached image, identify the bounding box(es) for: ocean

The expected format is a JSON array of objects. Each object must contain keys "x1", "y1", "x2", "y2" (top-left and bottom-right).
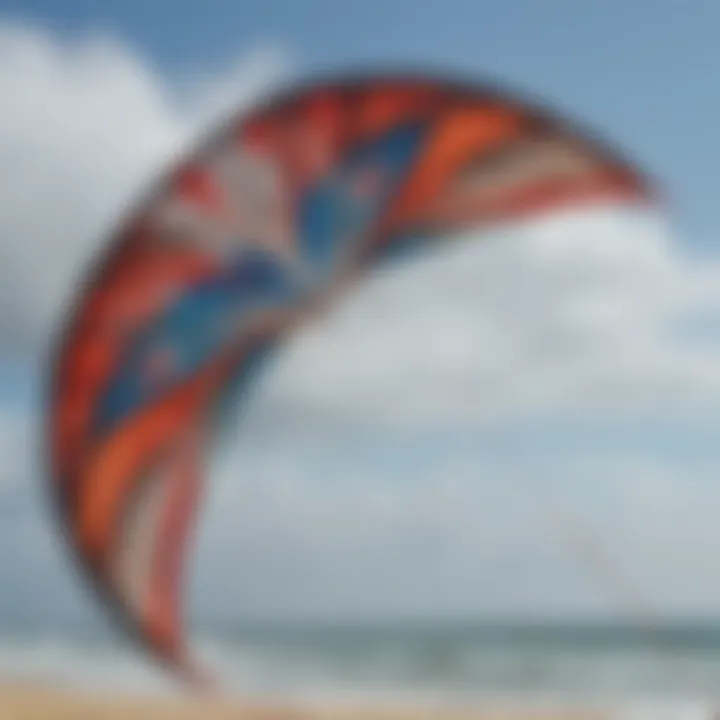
[{"x1": 3, "y1": 619, "x2": 720, "y2": 710}]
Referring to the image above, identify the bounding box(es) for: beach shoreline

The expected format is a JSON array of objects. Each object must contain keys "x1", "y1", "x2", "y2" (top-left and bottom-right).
[
  {"x1": 0, "y1": 682, "x2": 713, "y2": 719},
  {"x1": 0, "y1": 682, "x2": 612, "y2": 718}
]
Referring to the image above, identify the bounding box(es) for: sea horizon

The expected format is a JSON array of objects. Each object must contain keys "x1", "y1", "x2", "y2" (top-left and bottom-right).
[{"x1": 4, "y1": 614, "x2": 720, "y2": 704}]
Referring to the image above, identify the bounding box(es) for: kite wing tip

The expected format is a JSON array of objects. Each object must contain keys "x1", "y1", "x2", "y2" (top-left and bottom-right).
[{"x1": 174, "y1": 652, "x2": 219, "y2": 693}]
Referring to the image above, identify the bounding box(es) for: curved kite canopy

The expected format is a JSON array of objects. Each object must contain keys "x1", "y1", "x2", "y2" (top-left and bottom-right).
[{"x1": 47, "y1": 74, "x2": 654, "y2": 684}]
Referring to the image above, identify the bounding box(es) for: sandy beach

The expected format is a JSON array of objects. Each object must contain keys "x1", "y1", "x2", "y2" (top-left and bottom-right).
[{"x1": 0, "y1": 684, "x2": 612, "y2": 719}]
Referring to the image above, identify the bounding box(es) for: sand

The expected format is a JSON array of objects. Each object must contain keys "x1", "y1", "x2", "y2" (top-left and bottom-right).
[{"x1": 0, "y1": 684, "x2": 610, "y2": 719}]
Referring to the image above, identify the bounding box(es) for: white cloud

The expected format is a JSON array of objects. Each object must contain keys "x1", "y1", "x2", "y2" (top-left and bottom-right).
[
  {"x1": 3, "y1": 20, "x2": 720, "y2": 621},
  {"x1": 204, "y1": 208, "x2": 720, "y2": 619},
  {"x1": 259, "y1": 207, "x2": 720, "y2": 432}
]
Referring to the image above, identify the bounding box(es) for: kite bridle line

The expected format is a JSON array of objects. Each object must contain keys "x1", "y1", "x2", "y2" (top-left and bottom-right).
[{"x1": 519, "y1": 475, "x2": 700, "y2": 704}]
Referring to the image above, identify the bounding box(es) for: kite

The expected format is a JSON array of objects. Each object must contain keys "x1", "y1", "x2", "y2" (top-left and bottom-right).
[{"x1": 46, "y1": 74, "x2": 656, "y2": 685}]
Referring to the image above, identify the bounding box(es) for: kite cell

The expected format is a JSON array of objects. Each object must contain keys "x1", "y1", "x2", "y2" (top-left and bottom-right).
[{"x1": 47, "y1": 74, "x2": 655, "y2": 684}]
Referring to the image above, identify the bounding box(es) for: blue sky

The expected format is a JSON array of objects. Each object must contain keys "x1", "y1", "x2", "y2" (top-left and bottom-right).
[
  {"x1": 3, "y1": 0, "x2": 720, "y2": 246},
  {"x1": 3, "y1": 2, "x2": 720, "y2": 625}
]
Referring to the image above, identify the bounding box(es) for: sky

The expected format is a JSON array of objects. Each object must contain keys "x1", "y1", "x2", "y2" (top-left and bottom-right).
[{"x1": 2, "y1": 0, "x2": 720, "y2": 628}]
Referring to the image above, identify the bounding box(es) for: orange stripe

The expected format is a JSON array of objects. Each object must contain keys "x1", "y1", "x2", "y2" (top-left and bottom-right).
[
  {"x1": 383, "y1": 104, "x2": 524, "y2": 232},
  {"x1": 74, "y1": 354, "x2": 235, "y2": 561}
]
